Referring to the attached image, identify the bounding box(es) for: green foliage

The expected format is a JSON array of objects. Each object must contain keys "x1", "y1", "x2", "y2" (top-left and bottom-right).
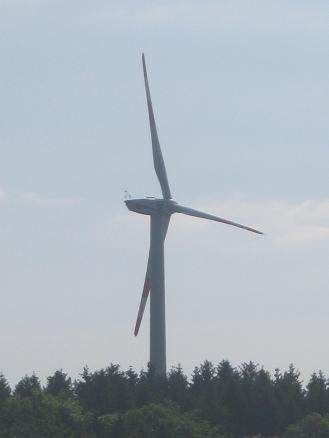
[
  {"x1": 0, "y1": 391, "x2": 94, "y2": 438},
  {"x1": 75, "y1": 364, "x2": 134, "y2": 415},
  {"x1": 1, "y1": 362, "x2": 329, "y2": 437},
  {"x1": 97, "y1": 402, "x2": 226, "y2": 438},
  {"x1": 282, "y1": 413, "x2": 329, "y2": 438}
]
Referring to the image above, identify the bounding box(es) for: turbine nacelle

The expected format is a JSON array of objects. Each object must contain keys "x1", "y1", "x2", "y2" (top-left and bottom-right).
[{"x1": 125, "y1": 198, "x2": 177, "y2": 216}]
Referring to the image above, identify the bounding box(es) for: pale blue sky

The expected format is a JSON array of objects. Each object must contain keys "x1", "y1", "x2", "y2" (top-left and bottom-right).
[{"x1": 0, "y1": 1, "x2": 328, "y2": 385}]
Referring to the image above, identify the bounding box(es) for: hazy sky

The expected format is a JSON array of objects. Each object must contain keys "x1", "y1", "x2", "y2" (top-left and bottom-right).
[{"x1": 0, "y1": 0, "x2": 328, "y2": 386}]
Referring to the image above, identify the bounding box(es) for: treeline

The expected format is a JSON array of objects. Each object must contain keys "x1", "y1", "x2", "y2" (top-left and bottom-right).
[{"x1": 1, "y1": 361, "x2": 329, "y2": 437}]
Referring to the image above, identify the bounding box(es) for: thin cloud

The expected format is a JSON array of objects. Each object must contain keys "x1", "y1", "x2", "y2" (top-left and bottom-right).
[
  {"x1": 0, "y1": 186, "x2": 82, "y2": 207},
  {"x1": 2, "y1": 1, "x2": 327, "y2": 35},
  {"x1": 89, "y1": 0, "x2": 329, "y2": 34},
  {"x1": 17, "y1": 191, "x2": 82, "y2": 206},
  {"x1": 0, "y1": 186, "x2": 8, "y2": 201}
]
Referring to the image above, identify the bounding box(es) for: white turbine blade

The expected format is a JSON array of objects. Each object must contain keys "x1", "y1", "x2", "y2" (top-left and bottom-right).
[
  {"x1": 134, "y1": 215, "x2": 171, "y2": 337},
  {"x1": 173, "y1": 204, "x2": 263, "y2": 234},
  {"x1": 142, "y1": 54, "x2": 172, "y2": 199}
]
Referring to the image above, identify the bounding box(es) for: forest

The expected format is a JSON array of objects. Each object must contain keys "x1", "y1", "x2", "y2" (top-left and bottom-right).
[{"x1": 1, "y1": 360, "x2": 329, "y2": 437}]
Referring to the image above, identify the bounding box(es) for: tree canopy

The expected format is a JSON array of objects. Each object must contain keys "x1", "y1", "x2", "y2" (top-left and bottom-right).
[{"x1": 1, "y1": 361, "x2": 329, "y2": 437}]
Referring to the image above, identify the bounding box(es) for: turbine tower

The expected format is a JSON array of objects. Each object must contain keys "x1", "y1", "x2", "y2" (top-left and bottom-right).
[{"x1": 125, "y1": 54, "x2": 263, "y2": 376}]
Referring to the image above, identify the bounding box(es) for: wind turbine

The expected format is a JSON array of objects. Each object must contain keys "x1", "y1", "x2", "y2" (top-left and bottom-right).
[{"x1": 125, "y1": 54, "x2": 263, "y2": 376}]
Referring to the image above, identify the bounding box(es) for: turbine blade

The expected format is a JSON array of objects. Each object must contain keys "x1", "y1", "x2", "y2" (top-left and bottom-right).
[
  {"x1": 142, "y1": 54, "x2": 172, "y2": 199},
  {"x1": 134, "y1": 253, "x2": 150, "y2": 336},
  {"x1": 134, "y1": 215, "x2": 171, "y2": 336},
  {"x1": 173, "y1": 204, "x2": 263, "y2": 235}
]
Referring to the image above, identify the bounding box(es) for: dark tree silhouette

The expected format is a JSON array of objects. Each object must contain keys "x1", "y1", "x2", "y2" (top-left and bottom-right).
[
  {"x1": 1, "y1": 362, "x2": 329, "y2": 437},
  {"x1": 305, "y1": 371, "x2": 329, "y2": 416},
  {"x1": 0, "y1": 373, "x2": 11, "y2": 404},
  {"x1": 14, "y1": 374, "x2": 41, "y2": 398},
  {"x1": 45, "y1": 369, "x2": 73, "y2": 398}
]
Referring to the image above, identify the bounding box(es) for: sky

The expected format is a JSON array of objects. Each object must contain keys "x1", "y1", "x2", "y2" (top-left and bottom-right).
[{"x1": 0, "y1": 0, "x2": 328, "y2": 386}]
